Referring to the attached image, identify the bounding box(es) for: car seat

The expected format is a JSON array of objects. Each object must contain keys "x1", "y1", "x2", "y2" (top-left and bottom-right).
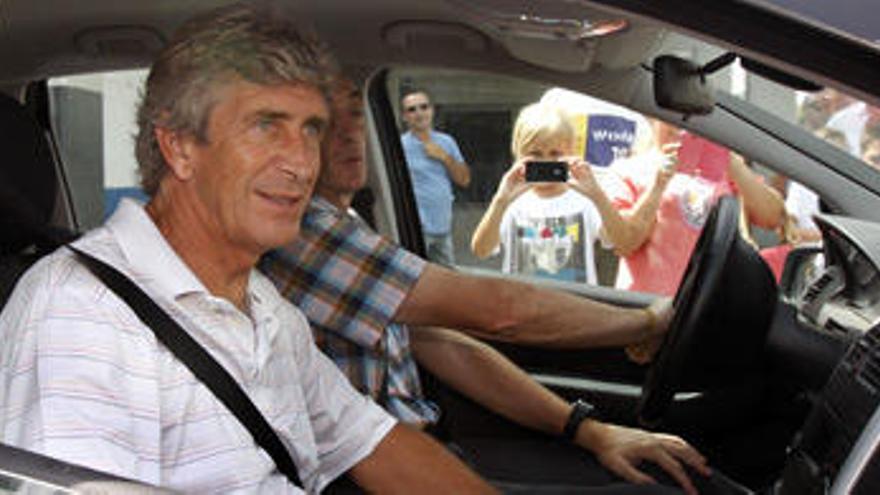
[{"x1": 0, "y1": 92, "x2": 75, "y2": 308}]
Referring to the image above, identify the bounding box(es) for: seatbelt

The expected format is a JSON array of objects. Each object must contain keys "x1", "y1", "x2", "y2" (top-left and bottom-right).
[{"x1": 68, "y1": 246, "x2": 304, "y2": 489}]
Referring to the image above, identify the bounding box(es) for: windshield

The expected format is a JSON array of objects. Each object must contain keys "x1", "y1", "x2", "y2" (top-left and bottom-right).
[
  {"x1": 660, "y1": 28, "x2": 880, "y2": 175},
  {"x1": 789, "y1": 89, "x2": 880, "y2": 168},
  {"x1": 722, "y1": 60, "x2": 880, "y2": 171}
]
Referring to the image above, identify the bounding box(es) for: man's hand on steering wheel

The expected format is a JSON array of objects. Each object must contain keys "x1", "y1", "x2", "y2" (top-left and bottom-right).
[
  {"x1": 646, "y1": 297, "x2": 674, "y2": 337},
  {"x1": 626, "y1": 297, "x2": 672, "y2": 365}
]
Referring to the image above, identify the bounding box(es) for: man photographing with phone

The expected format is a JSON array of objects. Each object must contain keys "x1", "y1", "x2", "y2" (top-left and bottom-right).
[{"x1": 472, "y1": 102, "x2": 666, "y2": 284}]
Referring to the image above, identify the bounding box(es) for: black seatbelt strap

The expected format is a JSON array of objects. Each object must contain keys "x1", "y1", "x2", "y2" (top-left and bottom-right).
[{"x1": 68, "y1": 246, "x2": 303, "y2": 489}]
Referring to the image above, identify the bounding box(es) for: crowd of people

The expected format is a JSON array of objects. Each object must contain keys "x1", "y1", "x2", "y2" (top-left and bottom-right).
[
  {"x1": 406, "y1": 83, "x2": 880, "y2": 292},
  {"x1": 413, "y1": 95, "x2": 785, "y2": 293}
]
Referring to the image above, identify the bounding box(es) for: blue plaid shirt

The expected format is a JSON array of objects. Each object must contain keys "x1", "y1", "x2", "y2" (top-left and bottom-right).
[{"x1": 260, "y1": 197, "x2": 439, "y2": 425}]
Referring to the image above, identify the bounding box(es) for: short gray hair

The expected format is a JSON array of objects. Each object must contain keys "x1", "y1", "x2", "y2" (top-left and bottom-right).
[{"x1": 135, "y1": 2, "x2": 338, "y2": 196}]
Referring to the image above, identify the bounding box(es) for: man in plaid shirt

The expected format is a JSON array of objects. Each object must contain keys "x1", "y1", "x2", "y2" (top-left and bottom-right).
[
  {"x1": 263, "y1": 192, "x2": 439, "y2": 426},
  {"x1": 260, "y1": 77, "x2": 711, "y2": 494}
]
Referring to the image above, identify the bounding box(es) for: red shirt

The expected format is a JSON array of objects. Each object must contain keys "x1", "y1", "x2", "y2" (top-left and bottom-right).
[{"x1": 611, "y1": 135, "x2": 733, "y2": 295}]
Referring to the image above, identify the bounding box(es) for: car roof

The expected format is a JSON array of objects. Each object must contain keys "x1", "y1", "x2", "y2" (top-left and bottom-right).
[{"x1": 2, "y1": 0, "x2": 878, "y2": 106}]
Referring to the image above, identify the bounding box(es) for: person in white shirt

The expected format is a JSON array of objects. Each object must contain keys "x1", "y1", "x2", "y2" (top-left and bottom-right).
[
  {"x1": 826, "y1": 101, "x2": 880, "y2": 159},
  {"x1": 827, "y1": 101, "x2": 869, "y2": 157},
  {"x1": 0, "y1": 4, "x2": 491, "y2": 493},
  {"x1": 470, "y1": 102, "x2": 666, "y2": 285}
]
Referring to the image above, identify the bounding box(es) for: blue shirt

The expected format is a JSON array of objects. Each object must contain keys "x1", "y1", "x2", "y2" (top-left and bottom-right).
[{"x1": 401, "y1": 130, "x2": 465, "y2": 235}]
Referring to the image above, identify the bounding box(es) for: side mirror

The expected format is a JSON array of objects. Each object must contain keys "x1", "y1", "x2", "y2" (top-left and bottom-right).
[{"x1": 652, "y1": 55, "x2": 715, "y2": 116}]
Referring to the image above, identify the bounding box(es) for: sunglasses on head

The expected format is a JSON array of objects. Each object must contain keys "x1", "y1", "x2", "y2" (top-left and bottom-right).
[{"x1": 405, "y1": 103, "x2": 430, "y2": 113}]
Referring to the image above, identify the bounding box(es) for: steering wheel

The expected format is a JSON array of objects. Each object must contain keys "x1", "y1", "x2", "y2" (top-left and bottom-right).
[{"x1": 638, "y1": 196, "x2": 776, "y2": 427}]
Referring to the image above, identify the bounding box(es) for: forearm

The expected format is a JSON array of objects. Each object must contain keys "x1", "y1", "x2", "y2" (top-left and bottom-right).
[
  {"x1": 614, "y1": 176, "x2": 667, "y2": 256},
  {"x1": 466, "y1": 282, "x2": 653, "y2": 348},
  {"x1": 793, "y1": 226, "x2": 823, "y2": 243},
  {"x1": 443, "y1": 156, "x2": 471, "y2": 187},
  {"x1": 729, "y1": 156, "x2": 785, "y2": 228},
  {"x1": 588, "y1": 190, "x2": 646, "y2": 256},
  {"x1": 411, "y1": 327, "x2": 654, "y2": 467},
  {"x1": 398, "y1": 265, "x2": 655, "y2": 348},
  {"x1": 348, "y1": 423, "x2": 494, "y2": 493},
  {"x1": 569, "y1": 163, "x2": 661, "y2": 256},
  {"x1": 411, "y1": 327, "x2": 572, "y2": 435},
  {"x1": 470, "y1": 195, "x2": 508, "y2": 258}
]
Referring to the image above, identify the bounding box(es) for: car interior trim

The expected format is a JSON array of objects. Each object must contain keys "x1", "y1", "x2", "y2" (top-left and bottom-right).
[
  {"x1": 532, "y1": 373, "x2": 702, "y2": 402},
  {"x1": 832, "y1": 403, "x2": 880, "y2": 494}
]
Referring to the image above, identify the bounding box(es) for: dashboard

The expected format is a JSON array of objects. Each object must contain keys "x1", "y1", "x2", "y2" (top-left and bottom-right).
[{"x1": 779, "y1": 214, "x2": 880, "y2": 493}]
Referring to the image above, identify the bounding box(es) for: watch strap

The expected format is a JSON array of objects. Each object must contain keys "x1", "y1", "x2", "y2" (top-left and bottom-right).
[{"x1": 562, "y1": 399, "x2": 597, "y2": 442}]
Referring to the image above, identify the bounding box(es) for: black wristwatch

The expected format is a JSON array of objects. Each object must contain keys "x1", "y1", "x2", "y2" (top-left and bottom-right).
[{"x1": 562, "y1": 399, "x2": 599, "y2": 442}]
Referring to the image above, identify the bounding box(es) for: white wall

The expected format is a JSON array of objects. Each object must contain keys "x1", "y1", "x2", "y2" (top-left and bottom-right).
[{"x1": 102, "y1": 69, "x2": 148, "y2": 189}]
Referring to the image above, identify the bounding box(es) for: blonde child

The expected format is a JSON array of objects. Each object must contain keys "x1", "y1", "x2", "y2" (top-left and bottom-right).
[{"x1": 470, "y1": 102, "x2": 661, "y2": 283}]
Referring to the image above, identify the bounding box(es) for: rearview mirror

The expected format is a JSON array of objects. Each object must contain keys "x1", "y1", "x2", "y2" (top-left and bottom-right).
[{"x1": 653, "y1": 55, "x2": 715, "y2": 116}]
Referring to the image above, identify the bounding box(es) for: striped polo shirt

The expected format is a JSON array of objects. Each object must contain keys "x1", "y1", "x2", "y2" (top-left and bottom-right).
[{"x1": 0, "y1": 199, "x2": 395, "y2": 493}]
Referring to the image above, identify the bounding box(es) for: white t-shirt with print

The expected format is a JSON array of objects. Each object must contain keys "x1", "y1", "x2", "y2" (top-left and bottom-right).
[{"x1": 499, "y1": 189, "x2": 603, "y2": 284}]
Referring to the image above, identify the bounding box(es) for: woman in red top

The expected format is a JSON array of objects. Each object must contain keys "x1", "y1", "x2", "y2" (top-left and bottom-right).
[{"x1": 610, "y1": 121, "x2": 785, "y2": 295}]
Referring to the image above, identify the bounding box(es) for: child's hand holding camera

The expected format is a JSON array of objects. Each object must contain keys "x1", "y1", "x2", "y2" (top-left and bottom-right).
[
  {"x1": 568, "y1": 158, "x2": 603, "y2": 200},
  {"x1": 493, "y1": 158, "x2": 534, "y2": 206}
]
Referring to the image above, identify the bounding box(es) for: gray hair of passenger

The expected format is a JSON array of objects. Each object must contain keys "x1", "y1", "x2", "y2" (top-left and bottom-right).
[{"x1": 135, "y1": 2, "x2": 338, "y2": 196}]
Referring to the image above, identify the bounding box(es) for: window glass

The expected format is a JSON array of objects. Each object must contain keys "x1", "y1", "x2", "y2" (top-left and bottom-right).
[
  {"x1": 791, "y1": 89, "x2": 880, "y2": 167},
  {"x1": 712, "y1": 51, "x2": 880, "y2": 175},
  {"x1": 48, "y1": 69, "x2": 148, "y2": 230},
  {"x1": 386, "y1": 68, "x2": 799, "y2": 295},
  {"x1": 0, "y1": 472, "x2": 69, "y2": 494}
]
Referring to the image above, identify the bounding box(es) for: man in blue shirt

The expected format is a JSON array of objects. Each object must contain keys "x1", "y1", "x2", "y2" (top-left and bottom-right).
[{"x1": 400, "y1": 89, "x2": 471, "y2": 265}]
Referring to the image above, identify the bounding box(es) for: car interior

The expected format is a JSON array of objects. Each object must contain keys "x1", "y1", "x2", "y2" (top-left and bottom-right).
[{"x1": 2, "y1": 1, "x2": 880, "y2": 494}]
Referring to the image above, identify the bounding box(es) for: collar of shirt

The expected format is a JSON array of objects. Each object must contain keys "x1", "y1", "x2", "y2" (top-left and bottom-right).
[
  {"x1": 309, "y1": 195, "x2": 370, "y2": 230},
  {"x1": 98, "y1": 198, "x2": 281, "y2": 315},
  {"x1": 309, "y1": 195, "x2": 341, "y2": 216},
  {"x1": 104, "y1": 198, "x2": 207, "y2": 299},
  {"x1": 402, "y1": 129, "x2": 439, "y2": 143}
]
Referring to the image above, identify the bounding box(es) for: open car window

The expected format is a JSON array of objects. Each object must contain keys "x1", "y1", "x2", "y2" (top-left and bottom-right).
[{"x1": 384, "y1": 67, "x2": 811, "y2": 296}]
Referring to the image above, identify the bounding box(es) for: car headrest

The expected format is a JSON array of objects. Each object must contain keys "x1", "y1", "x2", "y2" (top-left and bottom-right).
[{"x1": 0, "y1": 93, "x2": 59, "y2": 254}]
